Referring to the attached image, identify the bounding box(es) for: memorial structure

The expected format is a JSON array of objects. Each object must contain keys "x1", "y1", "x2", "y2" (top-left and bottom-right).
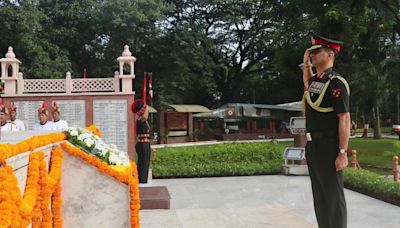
[
  {"x1": 0, "y1": 127, "x2": 140, "y2": 227},
  {"x1": 0, "y1": 46, "x2": 136, "y2": 159}
]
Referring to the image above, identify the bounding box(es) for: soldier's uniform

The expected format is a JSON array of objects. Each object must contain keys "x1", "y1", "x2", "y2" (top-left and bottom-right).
[
  {"x1": 52, "y1": 102, "x2": 69, "y2": 131},
  {"x1": 8, "y1": 103, "x2": 25, "y2": 131},
  {"x1": 131, "y1": 99, "x2": 151, "y2": 183},
  {"x1": 303, "y1": 34, "x2": 350, "y2": 228},
  {"x1": 0, "y1": 104, "x2": 17, "y2": 132},
  {"x1": 33, "y1": 104, "x2": 56, "y2": 131}
]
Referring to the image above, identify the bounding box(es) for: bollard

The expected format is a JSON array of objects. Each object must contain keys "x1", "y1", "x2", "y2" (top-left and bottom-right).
[
  {"x1": 351, "y1": 150, "x2": 357, "y2": 168},
  {"x1": 393, "y1": 156, "x2": 399, "y2": 182},
  {"x1": 151, "y1": 148, "x2": 157, "y2": 160}
]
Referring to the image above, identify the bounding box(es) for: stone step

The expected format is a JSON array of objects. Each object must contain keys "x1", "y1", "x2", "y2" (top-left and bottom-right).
[{"x1": 140, "y1": 186, "x2": 171, "y2": 209}]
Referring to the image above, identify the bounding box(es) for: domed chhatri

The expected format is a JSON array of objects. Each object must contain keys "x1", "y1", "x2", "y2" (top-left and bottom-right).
[
  {"x1": 5, "y1": 46, "x2": 16, "y2": 58},
  {"x1": 122, "y1": 45, "x2": 132, "y2": 57}
]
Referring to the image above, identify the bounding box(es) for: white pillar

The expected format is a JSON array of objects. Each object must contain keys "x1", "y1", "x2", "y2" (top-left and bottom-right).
[
  {"x1": 65, "y1": 72, "x2": 72, "y2": 94},
  {"x1": 0, "y1": 47, "x2": 21, "y2": 96},
  {"x1": 116, "y1": 45, "x2": 136, "y2": 93}
]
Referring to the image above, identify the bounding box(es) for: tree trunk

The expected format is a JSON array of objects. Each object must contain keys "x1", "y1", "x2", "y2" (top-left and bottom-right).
[
  {"x1": 362, "y1": 110, "x2": 371, "y2": 138},
  {"x1": 373, "y1": 101, "x2": 382, "y2": 139}
]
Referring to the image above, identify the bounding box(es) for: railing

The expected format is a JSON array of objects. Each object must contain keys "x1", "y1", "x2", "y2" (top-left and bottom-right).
[
  {"x1": 72, "y1": 78, "x2": 115, "y2": 92},
  {"x1": 1, "y1": 71, "x2": 132, "y2": 95},
  {"x1": 24, "y1": 79, "x2": 66, "y2": 93}
]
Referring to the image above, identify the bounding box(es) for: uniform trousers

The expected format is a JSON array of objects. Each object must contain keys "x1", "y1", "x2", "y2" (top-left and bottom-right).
[
  {"x1": 136, "y1": 142, "x2": 151, "y2": 183},
  {"x1": 305, "y1": 133, "x2": 347, "y2": 228}
]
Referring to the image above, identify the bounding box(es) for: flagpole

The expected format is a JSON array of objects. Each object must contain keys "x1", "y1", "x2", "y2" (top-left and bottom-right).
[{"x1": 148, "y1": 72, "x2": 154, "y2": 141}]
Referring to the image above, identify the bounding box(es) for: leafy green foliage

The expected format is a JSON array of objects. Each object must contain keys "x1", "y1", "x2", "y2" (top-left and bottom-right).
[
  {"x1": 151, "y1": 142, "x2": 284, "y2": 178},
  {"x1": 0, "y1": 0, "x2": 399, "y2": 120},
  {"x1": 344, "y1": 168, "x2": 400, "y2": 202}
]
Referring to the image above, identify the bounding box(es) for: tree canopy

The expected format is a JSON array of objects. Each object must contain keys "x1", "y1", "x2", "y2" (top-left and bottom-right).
[{"x1": 0, "y1": 0, "x2": 399, "y2": 128}]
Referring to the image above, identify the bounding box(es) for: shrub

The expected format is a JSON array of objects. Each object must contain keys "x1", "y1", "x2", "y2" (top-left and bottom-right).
[
  {"x1": 344, "y1": 168, "x2": 400, "y2": 205},
  {"x1": 152, "y1": 142, "x2": 285, "y2": 178}
]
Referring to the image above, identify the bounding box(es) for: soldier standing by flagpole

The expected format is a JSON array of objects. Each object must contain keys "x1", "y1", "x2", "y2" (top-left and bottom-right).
[{"x1": 131, "y1": 73, "x2": 151, "y2": 184}]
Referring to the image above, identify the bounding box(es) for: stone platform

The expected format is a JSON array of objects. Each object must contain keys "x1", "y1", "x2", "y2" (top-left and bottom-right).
[{"x1": 140, "y1": 186, "x2": 171, "y2": 209}]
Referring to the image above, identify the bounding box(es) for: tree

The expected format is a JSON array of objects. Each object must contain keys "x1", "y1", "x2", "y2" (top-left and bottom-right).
[{"x1": 0, "y1": 0, "x2": 71, "y2": 78}]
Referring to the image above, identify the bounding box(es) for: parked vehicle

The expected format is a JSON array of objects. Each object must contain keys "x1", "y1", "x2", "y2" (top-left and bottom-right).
[{"x1": 392, "y1": 124, "x2": 400, "y2": 135}]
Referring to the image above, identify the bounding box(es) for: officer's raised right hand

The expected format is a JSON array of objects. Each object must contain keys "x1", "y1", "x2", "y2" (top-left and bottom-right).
[{"x1": 303, "y1": 50, "x2": 312, "y2": 68}]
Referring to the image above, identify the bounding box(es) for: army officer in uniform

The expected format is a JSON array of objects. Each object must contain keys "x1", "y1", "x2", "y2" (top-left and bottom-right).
[
  {"x1": 131, "y1": 99, "x2": 151, "y2": 184},
  {"x1": 302, "y1": 34, "x2": 350, "y2": 228}
]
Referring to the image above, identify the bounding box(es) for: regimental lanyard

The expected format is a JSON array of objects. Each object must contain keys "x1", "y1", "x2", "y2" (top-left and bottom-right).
[
  {"x1": 303, "y1": 80, "x2": 334, "y2": 113},
  {"x1": 302, "y1": 76, "x2": 350, "y2": 113}
]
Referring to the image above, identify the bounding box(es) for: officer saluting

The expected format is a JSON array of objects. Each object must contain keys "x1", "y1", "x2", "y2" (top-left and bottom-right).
[
  {"x1": 131, "y1": 99, "x2": 151, "y2": 184},
  {"x1": 302, "y1": 34, "x2": 350, "y2": 228}
]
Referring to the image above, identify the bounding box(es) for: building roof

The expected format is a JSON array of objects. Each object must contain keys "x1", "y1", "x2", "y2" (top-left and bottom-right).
[
  {"x1": 222, "y1": 102, "x2": 302, "y2": 112},
  {"x1": 147, "y1": 105, "x2": 157, "y2": 113},
  {"x1": 167, "y1": 104, "x2": 211, "y2": 113},
  {"x1": 194, "y1": 102, "x2": 302, "y2": 119}
]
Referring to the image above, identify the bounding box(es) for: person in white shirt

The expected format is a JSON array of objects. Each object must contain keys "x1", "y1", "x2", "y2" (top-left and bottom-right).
[
  {"x1": 0, "y1": 103, "x2": 17, "y2": 131},
  {"x1": 52, "y1": 102, "x2": 68, "y2": 131},
  {"x1": 33, "y1": 103, "x2": 56, "y2": 131},
  {"x1": 8, "y1": 102, "x2": 25, "y2": 131}
]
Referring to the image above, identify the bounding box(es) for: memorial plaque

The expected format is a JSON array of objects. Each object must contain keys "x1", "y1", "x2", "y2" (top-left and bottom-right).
[
  {"x1": 13, "y1": 101, "x2": 43, "y2": 130},
  {"x1": 284, "y1": 147, "x2": 305, "y2": 160},
  {"x1": 54, "y1": 100, "x2": 85, "y2": 127},
  {"x1": 166, "y1": 112, "x2": 187, "y2": 130},
  {"x1": 93, "y1": 100, "x2": 128, "y2": 153}
]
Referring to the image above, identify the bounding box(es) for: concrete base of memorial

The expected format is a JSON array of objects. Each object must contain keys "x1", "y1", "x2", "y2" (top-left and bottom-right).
[
  {"x1": 61, "y1": 151, "x2": 130, "y2": 228},
  {"x1": 0, "y1": 130, "x2": 58, "y2": 144},
  {"x1": 6, "y1": 141, "x2": 131, "y2": 228},
  {"x1": 282, "y1": 164, "x2": 309, "y2": 176}
]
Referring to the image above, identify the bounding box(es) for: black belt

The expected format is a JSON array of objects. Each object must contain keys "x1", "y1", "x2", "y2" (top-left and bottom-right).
[{"x1": 310, "y1": 130, "x2": 337, "y2": 140}]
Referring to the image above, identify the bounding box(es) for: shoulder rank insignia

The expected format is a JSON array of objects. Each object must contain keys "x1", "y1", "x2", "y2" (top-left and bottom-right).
[{"x1": 332, "y1": 88, "x2": 341, "y2": 98}]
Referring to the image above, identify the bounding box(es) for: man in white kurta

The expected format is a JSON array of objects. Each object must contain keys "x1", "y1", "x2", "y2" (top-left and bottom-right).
[
  {"x1": 52, "y1": 102, "x2": 69, "y2": 131},
  {"x1": 33, "y1": 105, "x2": 56, "y2": 131},
  {"x1": 8, "y1": 102, "x2": 25, "y2": 131},
  {"x1": 1, "y1": 104, "x2": 18, "y2": 131}
]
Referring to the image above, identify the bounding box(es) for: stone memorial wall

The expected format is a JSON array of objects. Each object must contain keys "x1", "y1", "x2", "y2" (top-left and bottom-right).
[
  {"x1": 13, "y1": 100, "x2": 42, "y2": 130},
  {"x1": 0, "y1": 45, "x2": 137, "y2": 158},
  {"x1": 54, "y1": 100, "x2": 86, "y2": 127},
  {"x1": 93, "y1": 99, "x2": 128, "y2": 152}
]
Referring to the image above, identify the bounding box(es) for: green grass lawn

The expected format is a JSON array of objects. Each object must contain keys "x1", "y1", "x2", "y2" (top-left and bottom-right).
[
  {"x1": 349, "y1": 138, "x2": 400, "y2": 171},
  {"x1": 279, "y1": 138, "x2": 400, "y2": 175},
  {"x1": 354, "y1": 127, "x2": 393, "y2": 134}
]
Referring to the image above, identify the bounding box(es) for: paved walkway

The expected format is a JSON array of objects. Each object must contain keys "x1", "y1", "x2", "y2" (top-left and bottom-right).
[{"x1": 141, "y1": 175, "x2": 400, "y2": 228}]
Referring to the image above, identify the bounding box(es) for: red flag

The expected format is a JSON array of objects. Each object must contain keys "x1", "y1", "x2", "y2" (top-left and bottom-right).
[
  {"x1": 142, "y1": 72, "x2": 147, "y2": 104},
  {"x1": 149, "y1": 73, "x2": 153, "y2": 104}
]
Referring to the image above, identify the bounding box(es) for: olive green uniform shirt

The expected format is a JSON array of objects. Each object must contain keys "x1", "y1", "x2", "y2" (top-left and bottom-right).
[{"x1": 306, "y1": 68, "x2": 350, "y2": 132}]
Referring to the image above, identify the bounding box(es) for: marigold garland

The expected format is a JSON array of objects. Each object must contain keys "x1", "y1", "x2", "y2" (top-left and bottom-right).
[
  {"x1": 61, "y1": 142, "x2": 140, "y2": 228},
  {"x1": 0, "y1": 162, "x2": 16, "y2": 228},
  {"x1": 0, "y1": 147, "x2": 63, "y2": 228},
  {"x1": 0, "y1": 132, "x2": 66, "y2": 160},
  {"x1": 0, "y1": 126, "x2": 139, "y2": 227},
  {"x1": 85, "y1": 125, "x2": 102, "y2": 138},
  {"x1": 20, "y1": 152, "x2": 42, "y2": 228}
]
